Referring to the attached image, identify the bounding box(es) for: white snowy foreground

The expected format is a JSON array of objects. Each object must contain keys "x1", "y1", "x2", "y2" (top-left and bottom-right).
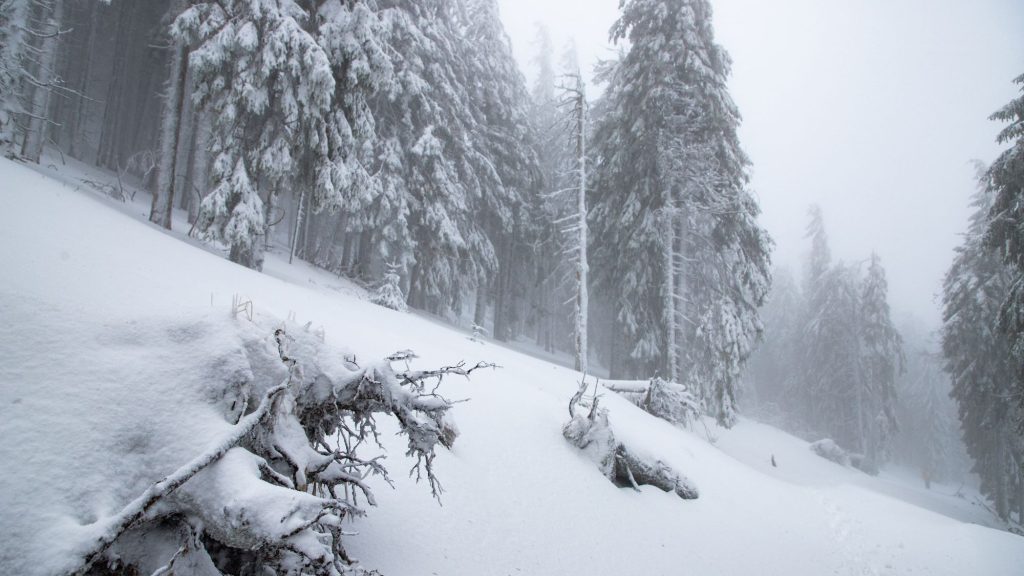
[{"x1": 1, "y1": 156, "x2": 1022, "y2": 575}]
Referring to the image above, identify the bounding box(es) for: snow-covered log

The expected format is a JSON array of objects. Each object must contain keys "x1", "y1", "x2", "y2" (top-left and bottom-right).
[
  {"x1": 74, "y1": 319, "x2": 477, "y2": 576},
  {"x1": 564, "y1": 383, "x2": 698, "y2": 500},
  {"x1": 603, "y1": 377, "x2": 702, "y2": 428}
]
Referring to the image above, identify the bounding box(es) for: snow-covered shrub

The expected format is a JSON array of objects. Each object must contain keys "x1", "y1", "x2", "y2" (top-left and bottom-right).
[
  {"x1": 371, "y1": 264, "x2": 408, "y2": 312},
  {"x1": 809, "y1": 438, "x2": 878, "y2": 475},
  {"x1": 810, "y1": 438, "x2": 851, "y2": 467},
  {"x1": 563, "y1": 383, "x2": 698, "y2": 500},
  {"x1": 75, "y1": 318, "x2": 475, "y2": 576}
]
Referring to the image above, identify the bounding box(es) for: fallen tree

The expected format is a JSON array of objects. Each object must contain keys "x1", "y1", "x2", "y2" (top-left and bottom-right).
[
  {"x1": 563, "y1": 382, "x2": 698, "y2": 500},
  {"x1": 74, "y1": 319, "x2": 485, "y2": 576}
]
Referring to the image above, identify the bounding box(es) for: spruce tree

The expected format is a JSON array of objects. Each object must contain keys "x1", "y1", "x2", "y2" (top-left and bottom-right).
[
  {"x1": 175, "y1": 0, "x2": 336, "y2": 270},
  {"x1": 590, "y1": 0, "x2": 771, "y2": 426},
  {"x1": 984, "y1": 72, "x2": 1024, "y2": 413},
  {"x1": 858, "y1": 253, "x2": 903, "y2": 467},
  {"x1": 461, "y1": 0, "x2": 542, "y2": 341},
  {"x1": 944, "y1": 172, "x2": 1024, "y2": 521},
  {"x1": 371, "y1": 0, "x2": 494, "y2": 314}
]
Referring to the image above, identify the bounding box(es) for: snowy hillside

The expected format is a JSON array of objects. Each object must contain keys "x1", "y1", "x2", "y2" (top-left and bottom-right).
[{"x1": 2, "y1": 158, "x2": 1023, "y2": 575}]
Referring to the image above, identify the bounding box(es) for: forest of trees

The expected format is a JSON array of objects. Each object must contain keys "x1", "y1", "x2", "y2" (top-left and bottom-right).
[
  {"x1": 744, "y1": 208, "x2": 906, "y2": 474},
  {"x1": 741, "y1": 72, "x2": 1024, "y2": 525},
  {"x1": 0, "y1": 0, "x2": 771, "y2": 427},
  {"x1": 2, "y1": 0, "x2": 1023, "y2": 533}
]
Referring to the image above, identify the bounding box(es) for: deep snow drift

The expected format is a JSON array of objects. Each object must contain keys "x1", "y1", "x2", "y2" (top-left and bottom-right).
[{"x1": 2, "y1": 157, "x2": 1023, "y2": 575}]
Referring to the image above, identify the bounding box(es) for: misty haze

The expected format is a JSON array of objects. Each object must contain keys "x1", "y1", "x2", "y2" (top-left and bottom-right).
[{"x1": 1, "y1": 1, "x2": 1022, "y2": 575}]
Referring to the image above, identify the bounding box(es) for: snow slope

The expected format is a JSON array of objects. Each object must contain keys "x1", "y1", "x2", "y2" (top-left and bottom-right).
[{"x1": 1, "y1": 157, "x2": 1023, "y2": 575}]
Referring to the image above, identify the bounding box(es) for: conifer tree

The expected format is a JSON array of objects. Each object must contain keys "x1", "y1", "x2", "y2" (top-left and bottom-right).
[
  {"x1": 461, "y1": 0, "x2": 542, "y2": 341},
  {"x1": 590, "y1": 0, "x2": 770, "y2": 425},
  {"x1": 858, "y1": 253, "x2": 904, "y2": 466},
  {"x1": 985, "y1": 72, "x2": 1024, "y2": 409},
  {"x1": 371, "y1": 262, "x2": 409, "y2": 312},
  {"x1": 945, "y1": 169, "x2": 1024, "y2": 522},
  {"x1": 371, "y1": 0, "x2": 494, "y2": 313},
  {"x1": 176, "y1": 0, "x2": 336, "y2": 270}
]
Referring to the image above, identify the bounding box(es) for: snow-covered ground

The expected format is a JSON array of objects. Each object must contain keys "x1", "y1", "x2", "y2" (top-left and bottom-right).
[{"x1": 2, "y1": 156, "x2": 1023, "y2": 575}]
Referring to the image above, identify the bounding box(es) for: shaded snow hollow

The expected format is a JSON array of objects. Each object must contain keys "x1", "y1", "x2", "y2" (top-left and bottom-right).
[{"x1": 1, "y1": 157, "x2": 1023, "y2": 575}]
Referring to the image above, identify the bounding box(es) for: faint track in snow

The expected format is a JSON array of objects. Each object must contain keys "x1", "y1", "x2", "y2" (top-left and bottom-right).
[{"x1": 818, "y1": 493, "x2": 881, "y2": 576}]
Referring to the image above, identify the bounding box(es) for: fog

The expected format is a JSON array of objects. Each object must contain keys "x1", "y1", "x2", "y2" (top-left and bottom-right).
[{"x1": 498, "y1": 0, "x2": 1024, "y2": 327}]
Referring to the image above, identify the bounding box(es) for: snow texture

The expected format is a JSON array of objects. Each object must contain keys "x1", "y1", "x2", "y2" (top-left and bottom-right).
[{"x1": 3, "y1": 157, "x2": 1024, "y2": 575}]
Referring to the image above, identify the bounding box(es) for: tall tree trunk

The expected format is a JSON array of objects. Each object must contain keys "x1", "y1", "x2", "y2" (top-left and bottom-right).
[
  {"x1": 21, "y1": 0, "x2": 63, "y2": 163},
  {"x1": 474, "y1": 277, "x2": 488, "y2": 328},
  {"x1": 70, "y1": 1, "x2": 101, "y2": 160},
  {"x1": 151, "y1": 37, "x2": 189, "y2": 229},
  {"x1": 187, "y1": 110, "x2": 211, "y2": 224},
  {"x1": 96, "y1": 1, "x2": 132, "y2": 170},
  {"x1": 662, "y1": 198, "x2": 678, "y2": 383},
  {"x1": 574, "y1": 81, "x2": 589, "y2": 373},
  {"x1": 493, "y1": 236, "x2": 511, "y2": 341},
  {"x1": 289, "y1": 188, "x2": 306, "y2": 264}
]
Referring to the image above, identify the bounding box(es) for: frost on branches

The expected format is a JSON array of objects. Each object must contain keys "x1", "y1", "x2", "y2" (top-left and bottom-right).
[
  {"x1": 74, "y1": 318, "x2": 479, "y2": 576},
  {"x1": 563, "y1": 382, "x2": 699, "y2": 500}
]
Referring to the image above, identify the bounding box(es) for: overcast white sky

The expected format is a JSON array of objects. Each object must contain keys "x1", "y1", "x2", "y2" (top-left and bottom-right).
[{"x1": 496, "y1": 0, "x2": 1024, "y2": 328}]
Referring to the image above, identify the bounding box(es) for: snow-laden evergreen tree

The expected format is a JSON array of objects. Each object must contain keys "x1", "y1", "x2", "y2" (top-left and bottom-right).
[
  {"x1": 791, "y1": 206, "x2": 843, "y2": 437},
  {"x1": 305, "y1": 0, "x2": 400, "y2": 271},
  {"x1": 797, "y1": 260, "x2": 863, "y2": 446},
  {"x1": 370, "y1": 0, "x2": 494, "y2": 314},
  {"x1": 176, "y1": 0, "x2": 337, "y2": 270},
  {"x1": 858, "y1": 253, "x2": 903, "y2": 467},
  {"x1": 944, "y1": 170, "x2": 1024, "y2": 522},
  {"x1": 803, "y1": 205, "x2": 831, "y2": 296},
  {"x1": 460, "y1": 0, "x2": 542, "y2": 341},
  {"x1": 590, "y1": 0, "x2": 771, "y2": 426},
  {"x1": 984, "y1": 72, "x2": 1024, "y2": 414},
  {"x1": 789, "y1": 209, "x2": 904, "y2": 466},
  {"x1": 371, "y1": 262, "x2": 408, "y2": 312}
]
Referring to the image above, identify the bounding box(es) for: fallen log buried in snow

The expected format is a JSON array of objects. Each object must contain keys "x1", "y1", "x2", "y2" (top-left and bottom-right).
[{"x1": 563, "y1": 382, "x2": 698, "y2": 500}]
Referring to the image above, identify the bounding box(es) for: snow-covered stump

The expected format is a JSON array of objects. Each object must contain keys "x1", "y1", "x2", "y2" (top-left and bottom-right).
[
  {"x1": 563, "y1": 383, "x2": 698, "y2": 500},
  {"x1": 74, "y1": 321, "x2": 479, "y2": 576}
]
